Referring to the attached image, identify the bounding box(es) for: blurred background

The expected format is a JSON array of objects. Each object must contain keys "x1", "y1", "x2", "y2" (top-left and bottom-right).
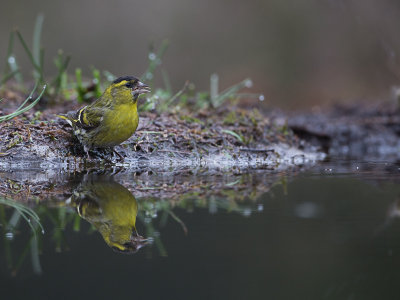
[{"x1": 1, "y1": 0, "x2": 400, "y2": 109}]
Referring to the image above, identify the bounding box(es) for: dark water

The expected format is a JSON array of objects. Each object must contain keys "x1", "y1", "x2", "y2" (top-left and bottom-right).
[{"x1": 1, "y1": 161, "x2": 400, "y2": 300}]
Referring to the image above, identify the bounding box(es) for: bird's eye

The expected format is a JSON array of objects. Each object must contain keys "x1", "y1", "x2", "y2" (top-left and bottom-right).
[{"x1": 125, "y1": 82, "x2": 133, "y2": 88}]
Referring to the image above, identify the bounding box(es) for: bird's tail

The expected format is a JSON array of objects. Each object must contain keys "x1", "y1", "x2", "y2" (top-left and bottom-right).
[
  {"x1": 56, "y1": 114, "x2": 73, "y2": 126},
  {"x1": 56, "y1": 114, "x2": 68, "y2": 120}
]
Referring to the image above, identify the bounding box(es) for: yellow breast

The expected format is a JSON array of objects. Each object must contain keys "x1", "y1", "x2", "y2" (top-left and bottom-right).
[{"x1": 93, "y1": 103, "x2": 138, "y2": 147}]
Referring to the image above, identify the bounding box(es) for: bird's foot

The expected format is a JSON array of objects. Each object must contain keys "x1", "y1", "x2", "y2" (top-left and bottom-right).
[
  {"x1": 113, "y1": 149, "x2": 125, "y2": 162},
  {"x1": 88, "y1": 148, "x2": 113, "y2": 162}
]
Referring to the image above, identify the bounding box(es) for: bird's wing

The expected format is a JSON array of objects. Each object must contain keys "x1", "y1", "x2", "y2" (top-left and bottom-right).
[
  {"x1": 79, "y1": 105, "x2": 105, "y2": 130},
  {"x1": 60, "y1": 105, "x2": 105, "y2": 130}
]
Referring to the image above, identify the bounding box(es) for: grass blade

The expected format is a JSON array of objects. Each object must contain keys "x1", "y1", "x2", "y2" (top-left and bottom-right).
[
  {"x1": 161, "y1": 69, "x2": 172, "y2": 94},
  {"x1": 142, "y1": 39, "x2": 169, "y2": 86},
  {"x1": 212, "y1": 78, "x2": 253, "y2": 108},
  {"x1": 221, "y1": 129, "x2": 244, "y2": 143},
  {"x1": 75, "y1": 68, "x2": 86, "y2": 103},
  {"x1": 15, "y1": 83, "x2": 38, "y2": 111},
  {"x1": 0, "y1": 197, "x2": 44, "y2": 236},
  {"x1": 31, "y1": 234, "x2": 42, "y2": 275},
  {"x1": 7, "y1": 55, "x2": 23, "y2": 85},
  {"x1": 51, "y1": 51, "x2": 71, "y2": 96},
  {"x1": 92, "y1": 68, "x2": 102, "y2": 98},
  {"x1": 0, "y1": 84, "x2": 46, "y2": 122},
  {"x1": 15, "y1": 30, "x2": 42, "y2": 76},
  {"x1": 4, "y1": 32, "x2": 23, "y2": 84},
  {"x1": 3, "y1": 32, "x2": 15, "y2": 77},
  {"x1": 158, "y1": 81, "x2": 189, "y2": 112},
  {"x1": 103, "y1": 70, "x2": 116, "y2": 82},
  {"x1": 33, "y1": 14, "x2": 44, "y2": 71},
  {"x1": 210, "y1": 73, "x2": 219, "y2": 104},
  {"x1": 1, "y1": 69, "x2": 20, "y2": 85}
]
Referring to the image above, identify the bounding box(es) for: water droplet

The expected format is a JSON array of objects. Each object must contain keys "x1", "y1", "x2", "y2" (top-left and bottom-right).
[
  {"x1": 243, "y1": 208, "x2": 251, "y2": 217},
  {"x1": 295, "y1": 202, "x2": 319, "y2": 218},
  {"x1": 41, "y1": 229, "x2": 45, "y2": 234},
  {"x1": 8, "y1": 56, "x2": 15, "y2": 64},
  {"x1": 244, "y1": 79, "x2": 253, "y2": 88},
  {"x1": 259, "y1": 94, "x2": 265, "y2": 101},
  {"x1": 293, "y1": 155, "x2": 305, "y2": 165},
  {"x1": 146, "y1": 73, "x2": 153, "y2": 80},
  {"x1": 257, "y1": 204, "x2": 264, "y2": 212},
  {"x1": 27, "y1": 219, "x2": 31, "y2": 223},
  {"x1": 210, "y1": 73, "x2": 219, "y2": 81},
  {"x1": 106, "y1": 74, "x2": 114, "y2": 81},
  {"x1": 5, "y1": 232, "x2": 13, "y2": 240},
  {"x1": 209, "y1": 202, "x2": 217, "y2": 214},
  {"x1": 148, "y1": 53, "x2": 156, "y2": 60}
]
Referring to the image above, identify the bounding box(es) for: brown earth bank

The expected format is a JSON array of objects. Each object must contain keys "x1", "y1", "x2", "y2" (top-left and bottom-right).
[
  {"x1": 1, "y1": 86, "x2": 399, "y2": 174},
  {"x1": 0, "y1": 93, "x2": 323, "y2": 172},
  {"x1": 288, "y1": 102, "x2": 400, "y2": 161}
]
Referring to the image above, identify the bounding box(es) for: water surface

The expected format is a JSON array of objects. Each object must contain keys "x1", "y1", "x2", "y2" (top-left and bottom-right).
[{"x1": 1, "y1": 161, "x2": 399, "y2": 300}]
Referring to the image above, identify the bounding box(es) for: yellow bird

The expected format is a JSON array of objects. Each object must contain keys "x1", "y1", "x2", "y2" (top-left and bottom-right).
[
  {"x1": 68, "y1": 176, "x2": 147, "y2": 253},
  {"x1": 59, "y1": 76, "x2": 150, "y2": 157}
]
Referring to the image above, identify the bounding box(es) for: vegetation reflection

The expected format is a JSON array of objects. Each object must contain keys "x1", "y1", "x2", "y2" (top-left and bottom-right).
[
  {"x1": 0, "y1": 170, "x2": 287, "y2": 275},
  {"x1": 0, "y1": 197, "x2": 43, "y2": 276}
]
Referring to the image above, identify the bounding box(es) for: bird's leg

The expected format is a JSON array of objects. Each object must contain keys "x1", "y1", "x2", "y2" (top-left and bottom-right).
[
  {"x1": 89, "y1": 148, "x2": 112, "y2": 162},
  {"x1": 112, "y1": 148, "x2": 124, "y2": 162},
  {"x1": 84, "y1": 145, "x2": 91, "y2": 159}
]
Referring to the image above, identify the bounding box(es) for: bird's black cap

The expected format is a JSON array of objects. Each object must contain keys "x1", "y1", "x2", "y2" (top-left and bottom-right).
[{"x1": 113, "y1": 76, "x2": 139, "y2": 84}]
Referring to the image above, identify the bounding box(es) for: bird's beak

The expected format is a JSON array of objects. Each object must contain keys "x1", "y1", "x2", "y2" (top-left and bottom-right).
[
  {"x1": 128, "y1": 234, "x2": 149, "y2": 252},
  {"x1": 133, "y1": 81, "x2": 151, "y2": 95}
]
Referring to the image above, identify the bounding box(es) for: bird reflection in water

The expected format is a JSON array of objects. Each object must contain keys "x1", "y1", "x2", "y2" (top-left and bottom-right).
[{"x1": 67, "y1": 175, "x2": 148, "y2": 253}]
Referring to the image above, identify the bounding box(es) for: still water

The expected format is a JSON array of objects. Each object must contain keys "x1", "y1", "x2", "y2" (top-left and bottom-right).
[{"x1": 1, "y1": 161, "x2": 400, "y2": 300}]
